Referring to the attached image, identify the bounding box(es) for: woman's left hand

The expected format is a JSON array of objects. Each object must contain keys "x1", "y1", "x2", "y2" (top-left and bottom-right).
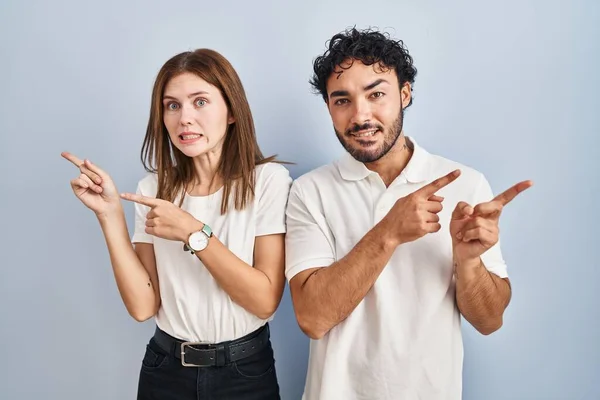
[{"x1": 120, "y1": 193, "x2": 203, "y2": 242}]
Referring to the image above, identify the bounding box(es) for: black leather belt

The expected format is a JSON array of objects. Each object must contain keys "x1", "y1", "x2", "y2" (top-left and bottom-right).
[{"x1": 152, "y1": 323, "x2": 270, "y2": 367}]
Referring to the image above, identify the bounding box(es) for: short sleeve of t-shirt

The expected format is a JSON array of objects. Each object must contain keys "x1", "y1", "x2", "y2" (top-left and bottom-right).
[
  {"x1": 284, "y1": 181, "x2": 336, "y2": 281},
  {"x1": 255, "y1": 163, "x2": 292, "y2": 237},
  {"x1": 131, "y1": 176, "x2": 155, "y2": 244}
]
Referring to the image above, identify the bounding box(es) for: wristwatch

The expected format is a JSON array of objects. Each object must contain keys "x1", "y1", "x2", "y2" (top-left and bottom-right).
[{"x1": 184, "y1": 224, "x2": 213, "y2": 254}]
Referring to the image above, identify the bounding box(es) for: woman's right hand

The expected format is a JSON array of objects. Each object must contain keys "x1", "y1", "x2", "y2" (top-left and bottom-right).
[{"x1": 61, "y1": 152, "x2": 122, "y2": 217}]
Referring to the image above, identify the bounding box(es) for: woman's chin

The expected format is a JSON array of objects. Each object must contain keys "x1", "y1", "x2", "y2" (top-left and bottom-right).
[{"x1": 174, "y1": 143, "x2": 221, "y2": 159}]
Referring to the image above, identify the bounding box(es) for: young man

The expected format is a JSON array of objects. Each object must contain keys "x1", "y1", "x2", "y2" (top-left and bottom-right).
[{"x1": 285, "y1": 28, "x2": 532, "y2": 400}]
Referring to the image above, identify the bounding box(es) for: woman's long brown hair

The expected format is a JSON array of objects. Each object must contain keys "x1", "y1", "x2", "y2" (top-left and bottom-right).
[{"x1": 140, "y1": 49, "x2": 275, "y2": 214}]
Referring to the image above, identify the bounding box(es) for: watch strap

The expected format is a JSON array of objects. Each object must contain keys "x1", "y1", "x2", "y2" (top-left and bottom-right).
[{"x1": 201, "y1": 224, "x2": 213, "y2": 238}]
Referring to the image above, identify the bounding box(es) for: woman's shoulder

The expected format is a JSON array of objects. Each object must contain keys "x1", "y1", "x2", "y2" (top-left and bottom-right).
[
  {"x1": 254, "y1": 162, "x2": 292, "y2": 186},
  {"x1": 136, "y1": 172, "x2": 158, "y2": 195},
  {"x1": 255, "y1": 160, "x2": 289, "y2": 174}
]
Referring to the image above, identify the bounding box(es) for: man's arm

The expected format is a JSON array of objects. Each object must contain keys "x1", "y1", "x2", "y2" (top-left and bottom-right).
[
  {"x1": 451, "y1": 177, "x2": 532, "y2": 335},
  {"x1": 289, "y1": 222, "x2": 397, "y2": 339},
  {"x1": 454, "y1": 258, "x2": 511, "y2": 335},
  {"x1": 287, "y1": 170, "x2": 460, "y2": 339}
]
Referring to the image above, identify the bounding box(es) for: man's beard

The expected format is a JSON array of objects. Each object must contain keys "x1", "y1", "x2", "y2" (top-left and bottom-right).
[{"x1": 335, "y1": 109, "x2": 404, "y2": 163}]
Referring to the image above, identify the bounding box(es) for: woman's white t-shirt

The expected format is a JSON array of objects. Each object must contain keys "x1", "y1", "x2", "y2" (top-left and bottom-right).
[{"x1": 131, "y1": 162, "x2": 292, "y2": 343}]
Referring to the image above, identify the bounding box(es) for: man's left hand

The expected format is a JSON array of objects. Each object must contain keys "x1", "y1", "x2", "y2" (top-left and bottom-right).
[{"x1": 450, "y1": 180, "x2": 533, "y2": 263}]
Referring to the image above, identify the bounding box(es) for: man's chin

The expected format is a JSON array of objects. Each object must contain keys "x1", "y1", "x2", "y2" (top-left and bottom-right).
[
  {"x1": 337, "y1": 136, "x2": 385, "y2": 162},
  {"x1": 347, "y1": 149, "x2": 385, "y2": 163}
]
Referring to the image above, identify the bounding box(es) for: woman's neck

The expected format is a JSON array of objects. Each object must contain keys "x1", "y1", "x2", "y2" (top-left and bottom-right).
[{"x1": 188, "y1": 150, "x2": 223, "y2": 196}]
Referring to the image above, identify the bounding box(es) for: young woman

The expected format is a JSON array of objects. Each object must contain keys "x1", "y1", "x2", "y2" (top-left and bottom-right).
[{"x1": 62, "y1": 48, "x2": 291, "y2": 399}]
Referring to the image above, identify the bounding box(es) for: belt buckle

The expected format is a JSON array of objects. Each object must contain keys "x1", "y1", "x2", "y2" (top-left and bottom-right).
[{"x1": 180, "y1": 341, "x2": 211, "y2": 367}]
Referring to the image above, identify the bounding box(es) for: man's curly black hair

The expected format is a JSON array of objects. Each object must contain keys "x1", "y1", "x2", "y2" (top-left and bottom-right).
[{"x1": 310, "y1": 27, "x2": 418, "y2": 107}]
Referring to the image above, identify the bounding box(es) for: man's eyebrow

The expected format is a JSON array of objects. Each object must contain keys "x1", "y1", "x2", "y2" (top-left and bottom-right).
[
  {"x1": 329, "y1": 79, "x2": 389, "y2": 99},
  {"x1": 364, "y1": 79, "x2": 388, "y2": 91},
  {"x1": 329, "y1": 90, "x2": 349, "y2": 98}
]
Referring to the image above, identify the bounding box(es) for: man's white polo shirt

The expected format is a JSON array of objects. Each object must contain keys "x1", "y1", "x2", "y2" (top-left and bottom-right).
[{"x1": 285, "y1": 137, "x2": 508, "y2": 400}]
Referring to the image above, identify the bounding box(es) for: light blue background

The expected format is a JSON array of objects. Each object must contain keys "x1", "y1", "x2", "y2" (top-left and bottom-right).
[{"x1": 1, "y1": 0, "x2": 598, "y2": 399}]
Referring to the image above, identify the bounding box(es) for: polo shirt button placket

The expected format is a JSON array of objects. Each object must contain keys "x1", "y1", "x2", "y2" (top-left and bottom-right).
[{"x1": 375, "y1": 196, "x2": 390, "y2": 224}]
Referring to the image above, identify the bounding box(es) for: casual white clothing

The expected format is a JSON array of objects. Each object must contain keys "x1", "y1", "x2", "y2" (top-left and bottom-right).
[
  {"x1": 132, "y1": 162, "x2": 292, "y2": 343},
  {"x1": 285, "y1": 137, "x2": 507, "y2": 400}
]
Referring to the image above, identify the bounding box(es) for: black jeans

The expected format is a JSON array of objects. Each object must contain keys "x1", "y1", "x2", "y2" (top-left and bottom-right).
[{"x1": 137, "y1": 324, "x2": 281, "y2": 400}]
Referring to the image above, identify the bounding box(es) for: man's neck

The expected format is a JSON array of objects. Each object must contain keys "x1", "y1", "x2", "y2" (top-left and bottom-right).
[{"x1": 364, "y1": 135, "x2": 413, "y2": 187}]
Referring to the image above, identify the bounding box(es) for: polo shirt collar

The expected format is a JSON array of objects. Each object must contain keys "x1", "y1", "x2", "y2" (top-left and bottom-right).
[{"x1": 337, "y1": 136, "x2": 432, "y2": 184}]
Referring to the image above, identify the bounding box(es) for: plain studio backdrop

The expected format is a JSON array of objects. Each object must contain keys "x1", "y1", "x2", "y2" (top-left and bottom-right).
[{"x1": 0, "y1": 0, "x2": 598, "y2": 399}]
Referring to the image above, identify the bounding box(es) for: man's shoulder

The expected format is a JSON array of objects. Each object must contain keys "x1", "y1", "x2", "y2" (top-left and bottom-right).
[
  {"x1": 291, "y1": 162, "x2": 341, "y2": 193},
  {"x1": 428, "y1": 153, "x2": 484, "y2": 184}
]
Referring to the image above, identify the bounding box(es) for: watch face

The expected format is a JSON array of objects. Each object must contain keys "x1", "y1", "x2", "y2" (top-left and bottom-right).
[{"x1": 188, "y1": 231, "x2": 209, "y2": 252}]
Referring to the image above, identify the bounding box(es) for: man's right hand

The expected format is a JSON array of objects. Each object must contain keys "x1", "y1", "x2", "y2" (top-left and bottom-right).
[{"x1": 382, "y1": 169, "x2": 461, "y2": 246}]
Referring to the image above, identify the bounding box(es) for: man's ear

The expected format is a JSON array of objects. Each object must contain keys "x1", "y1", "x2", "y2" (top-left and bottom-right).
[{"x1": 401, "y1": 82, "x2": 412, "y2": 109}]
